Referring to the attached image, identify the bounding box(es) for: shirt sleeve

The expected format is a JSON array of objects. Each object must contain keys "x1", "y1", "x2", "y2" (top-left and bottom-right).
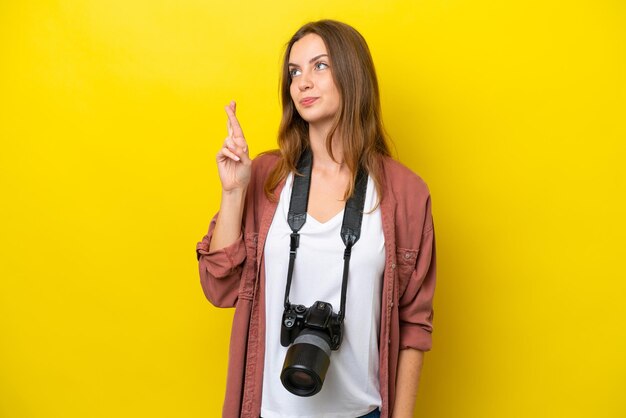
[
  {"x1": 398, "y1": 209, "x2": 437, "y2": 352},
  {"x1": 196, "y1": 213, "x2": 247, "y2": 308}
]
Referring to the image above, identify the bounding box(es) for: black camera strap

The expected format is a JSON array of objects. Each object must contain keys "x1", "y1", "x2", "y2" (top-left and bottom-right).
[{"x1": 284, "y1": 148, "x2": 368, "y2": 323}]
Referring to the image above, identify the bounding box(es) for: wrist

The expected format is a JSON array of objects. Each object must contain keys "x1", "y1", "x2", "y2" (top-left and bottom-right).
[
  {"x1": 220, "y1": 187, "x2": 247, "y2": 213},
  {"x1": 222, "y1": 187, "x2": 247, "y2": 199}
]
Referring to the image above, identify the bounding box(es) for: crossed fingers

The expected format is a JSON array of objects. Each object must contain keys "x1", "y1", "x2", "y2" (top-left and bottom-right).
[{"x1": 221, "y1": 101, "x2": 248, "y2": 162}]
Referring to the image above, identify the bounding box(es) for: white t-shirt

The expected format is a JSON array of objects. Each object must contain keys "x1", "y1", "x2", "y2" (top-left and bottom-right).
[{"x1": 261, "y1": 173, "x2": 385, "y2": 418}]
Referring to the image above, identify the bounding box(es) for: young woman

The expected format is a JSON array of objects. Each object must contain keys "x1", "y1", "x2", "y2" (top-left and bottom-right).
[{"x1": 197, "y1": 20, "x2": 436, "y2": 418}]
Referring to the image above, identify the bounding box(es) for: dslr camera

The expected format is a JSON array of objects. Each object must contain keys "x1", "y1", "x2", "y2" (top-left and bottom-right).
[{"x1": 279, "y1": 300, "x2": 342, "y2": 396}]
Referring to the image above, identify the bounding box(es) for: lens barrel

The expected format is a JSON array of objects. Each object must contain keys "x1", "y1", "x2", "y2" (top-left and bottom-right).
[{"x1": 280, "y1": 329, "x2": 331, "y2": 396}]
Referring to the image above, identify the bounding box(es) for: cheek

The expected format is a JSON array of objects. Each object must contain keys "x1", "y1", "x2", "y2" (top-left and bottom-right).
[
  {"x1": 327, "y1": 84, "x2": 341, "y2": 106},
  {"x1": 289, "y1": 80, "x2": 297, "y2": 95},
  {"x1": 322, "y1": 78, "x2": 340, "y2": 102},
  {"x1": 289, "y1": 83, "x2": 302, "y2": 113},
  {"x1": 332, "y1": 86, "x2": 341, "y2": 103}
]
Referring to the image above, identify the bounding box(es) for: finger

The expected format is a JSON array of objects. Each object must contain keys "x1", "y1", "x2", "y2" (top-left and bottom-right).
[
  {"x1": 231, "y1": 136, "x2": 247, "y2": 154},
  {"x1": 224, "y1": 137, "x2": 248, "y2": 160},
  {"x1": 218, "y1": 147, "x2": 240, "y2": 162},
  {"x1": 226, "y1": 116, "x2": 233, "y2": 137},
  {"x1": 224, "y1": 104, "x2": 244, "y2": 139},
  {"x1": 239, "y1": 148, "x2": 252, "y2": 165},
  {"x1": 224, "y1": 136, "x2": 236, "y2": 150},
  {"x1": 225, "y1": 101, "x2": 235, "y2": 137},
  {"x1": 225, "y1": 101, "x2": 247, "y2": 151},
  {"x1": 225, "y1": 124, "x2": 247, "y2": 152}
]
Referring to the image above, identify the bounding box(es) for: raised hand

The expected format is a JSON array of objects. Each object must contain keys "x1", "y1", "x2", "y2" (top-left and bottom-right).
[{"x1": 216, "y1": 101, "x2": 252, "y2": 193}]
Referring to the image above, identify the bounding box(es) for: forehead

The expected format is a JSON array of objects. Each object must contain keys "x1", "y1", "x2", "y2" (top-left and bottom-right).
[{"x1": 288, "y1": 33, "x2": 329, "y2": 64}]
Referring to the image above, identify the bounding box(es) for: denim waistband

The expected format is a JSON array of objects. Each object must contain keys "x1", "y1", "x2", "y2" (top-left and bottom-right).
[
  {"x1": 260, "y1": 409, "x2": 380, "y2": 418},
  {"x1": 357, "y1": 409, "x2": 381, "y2": 418}
]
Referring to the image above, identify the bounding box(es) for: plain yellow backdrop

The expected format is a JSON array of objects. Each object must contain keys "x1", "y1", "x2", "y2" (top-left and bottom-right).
[{"x1": 1, "y1": 1, "x2": 625, "y2": 417}]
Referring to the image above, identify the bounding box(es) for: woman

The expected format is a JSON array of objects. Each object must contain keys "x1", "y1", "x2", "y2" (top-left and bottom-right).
[{"x1": 197, "y1": 20, "x2": 436, "y2": 418}]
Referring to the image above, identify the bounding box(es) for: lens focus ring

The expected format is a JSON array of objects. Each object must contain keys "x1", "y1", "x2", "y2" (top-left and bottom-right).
[{"x1": 293, "y1": 332, "x2": 331, "y2": 357}]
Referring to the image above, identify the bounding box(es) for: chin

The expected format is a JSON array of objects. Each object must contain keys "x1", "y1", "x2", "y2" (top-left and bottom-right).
[{"x1": 296, "y1": 109, "x2": 332, "y2": 125}]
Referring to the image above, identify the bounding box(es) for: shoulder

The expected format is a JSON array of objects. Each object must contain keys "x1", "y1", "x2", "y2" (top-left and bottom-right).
[
  {"x1": 250, "y1": 150, "x2": 281, "y2": 180},
  {"x1": 381, "y1": 156, "x2": 431, "y2": 199},
  {"x1": 245, "y1": 150, "x2": 283, "y2": 202},
  {"x1": 251, "y1": 150, "x2": 280, "y2": 172},
  {"x1": 380, "y1": 156, "x2": 434, "y2": 233}
]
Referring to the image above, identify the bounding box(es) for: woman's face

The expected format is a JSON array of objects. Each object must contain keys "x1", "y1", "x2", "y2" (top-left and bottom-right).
[{"x1": 288, "y1": 33, "x2": 341, "y2": 128}]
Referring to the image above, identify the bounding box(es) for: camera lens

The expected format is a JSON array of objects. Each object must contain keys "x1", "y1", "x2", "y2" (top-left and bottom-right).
[
  {"x1": 284, "y1": 370, "x2": 315, "y2": 391},
  {"x1": 280, "y1": 329, "x2": 331, "y2": 397}
]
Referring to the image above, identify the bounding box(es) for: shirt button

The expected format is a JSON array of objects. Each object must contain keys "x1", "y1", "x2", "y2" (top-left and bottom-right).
[
  {"x1": 404, "y1": 252, "x2": 411, "y2": 259},
  {"x1": 391, "y1": 263, "x2": 396, "y2": 269}
]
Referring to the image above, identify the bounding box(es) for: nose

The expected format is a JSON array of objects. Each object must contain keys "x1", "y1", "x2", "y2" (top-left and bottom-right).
[{"x1": 298, "y1": 71, "x2": 313, "y2": 91}]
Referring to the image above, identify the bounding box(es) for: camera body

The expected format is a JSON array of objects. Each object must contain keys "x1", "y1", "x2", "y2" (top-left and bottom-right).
[{"x1": 280, "y1": 300, "x2": 342, "y2": 350}]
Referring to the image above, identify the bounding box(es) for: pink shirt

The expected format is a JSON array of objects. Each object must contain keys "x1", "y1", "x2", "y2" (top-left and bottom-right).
[{"x1": 197, "y1": 152, "x2": 436, "y2": 418}]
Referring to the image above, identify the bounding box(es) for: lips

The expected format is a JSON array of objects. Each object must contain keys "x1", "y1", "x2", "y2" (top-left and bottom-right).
[{"x1": 300, "y1": 97, "x2": 318, "y2": 106}]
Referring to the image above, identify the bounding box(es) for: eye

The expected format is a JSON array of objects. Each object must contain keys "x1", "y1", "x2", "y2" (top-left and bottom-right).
[
  {"x1": 314, "y1": 62, "x2": 329, "y2": 70},
  {"x1": 289, "y1": 68, "x2": 301, "y2": 78}
]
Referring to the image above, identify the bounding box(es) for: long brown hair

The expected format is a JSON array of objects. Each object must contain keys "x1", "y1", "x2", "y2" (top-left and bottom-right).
[{"x1": 264, "y1": 19, "x2": 391, "y2": 200}]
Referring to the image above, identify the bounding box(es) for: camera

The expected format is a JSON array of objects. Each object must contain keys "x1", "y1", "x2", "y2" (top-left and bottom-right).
[{"x1": 279, "y1": 300, "x2": 343, "y2": 396}]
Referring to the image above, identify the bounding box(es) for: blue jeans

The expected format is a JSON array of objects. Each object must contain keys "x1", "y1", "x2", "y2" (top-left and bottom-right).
[
  {"x1": 358, "y1": 409, "x2": 381, "y2": 418},
  {"x1": 261, "y1": 409, "x2": 380, "y2": 418}
]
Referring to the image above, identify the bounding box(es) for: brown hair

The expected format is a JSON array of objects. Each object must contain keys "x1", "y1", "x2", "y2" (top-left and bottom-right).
[{"x1": 264, "y1": 19, "x2": 391, "y2": 200}]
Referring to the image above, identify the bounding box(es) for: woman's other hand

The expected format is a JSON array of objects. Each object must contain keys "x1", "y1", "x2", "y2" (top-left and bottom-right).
[{"x1": 216, "y1": 100, "x2": 252, "y2": 193}]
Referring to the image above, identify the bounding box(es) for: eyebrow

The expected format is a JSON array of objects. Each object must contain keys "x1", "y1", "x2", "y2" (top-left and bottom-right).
[{"x1": 287, "y1": 54, "x2": 329, "y2": 67}]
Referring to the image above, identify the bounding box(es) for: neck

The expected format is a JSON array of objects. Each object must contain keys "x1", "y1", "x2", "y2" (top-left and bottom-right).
[{"x1": 308, "y1": 123, "x2": 347, "y2": 175}]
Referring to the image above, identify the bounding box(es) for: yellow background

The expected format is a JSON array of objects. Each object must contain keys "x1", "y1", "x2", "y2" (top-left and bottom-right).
[{"x1": 1, "y1": 1, "x2": 624, "y2": 417}]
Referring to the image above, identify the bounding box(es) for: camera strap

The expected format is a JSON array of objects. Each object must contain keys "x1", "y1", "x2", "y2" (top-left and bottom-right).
[{"x1": 284, "y1": 147, "x2": 368, "y2": 323}]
